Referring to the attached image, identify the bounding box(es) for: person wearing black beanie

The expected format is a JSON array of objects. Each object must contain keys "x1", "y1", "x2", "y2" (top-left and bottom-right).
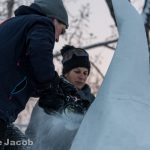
[
  {"x1": 61, "y1": 45, "x2": 91, "y2": 75},
  {"x1": 61, "y1": 45, "x2": 95, "y2": 102}
]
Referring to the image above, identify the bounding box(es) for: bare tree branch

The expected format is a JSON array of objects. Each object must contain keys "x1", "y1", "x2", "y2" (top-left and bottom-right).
[
  {"x1": 105, "y1": 45, "x2": 116, "y2": 50},
  {"x1": 54, "y1": 39, "x2": 117, "y2": 57},
  {"x1": 90, "y1": 61, "x2": 104, "y2": 78},
  {"x1": 105, "y1": 0, "x2": 117, "y2": 25}
]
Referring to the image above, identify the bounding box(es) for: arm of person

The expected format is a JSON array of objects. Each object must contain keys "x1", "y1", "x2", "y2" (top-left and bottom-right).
[{"x1": 26, "y1": 20, "x2": 55, "y2": 85}]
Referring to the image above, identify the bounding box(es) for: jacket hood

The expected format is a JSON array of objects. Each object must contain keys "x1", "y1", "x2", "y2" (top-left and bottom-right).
[{"x1": 15, "y1": 3, "x2": 46, "y2": 17}]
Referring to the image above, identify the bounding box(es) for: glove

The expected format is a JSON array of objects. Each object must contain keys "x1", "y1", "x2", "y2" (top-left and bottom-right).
[
  {"x1": 38, "y1": 93, "x2": 65, "y2": 113},
  {"x1": 59, "y1": 76, "x2": 78, "y2": 96},
  {"x1": 37, "y1": 73, "x2": 78, "y2": 113},
  {"x1": 36, "y1": 72, "x2": 61, "y2": 96},
  {"x1": 38, "y1": 72, "x2": 65, "y2": 112}
]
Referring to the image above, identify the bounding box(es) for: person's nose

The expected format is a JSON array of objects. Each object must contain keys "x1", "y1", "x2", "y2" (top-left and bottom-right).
[{"x1": 79, "y1": 74, "x2": 85, "y2": 81}]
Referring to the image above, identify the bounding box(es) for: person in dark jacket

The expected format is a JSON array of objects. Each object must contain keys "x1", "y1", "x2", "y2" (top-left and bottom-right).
[
  {"x1": 61, "y1": 45, "x2": 95, "y2": 103},
  {"x1": 25, "y1": 45, "x2": 95, "y2": 149},
  {"x1": 0, "y1": 0, "x2": 77, "y2": 149}
]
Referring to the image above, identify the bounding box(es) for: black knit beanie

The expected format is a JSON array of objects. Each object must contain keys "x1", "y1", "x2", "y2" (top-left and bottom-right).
[
  {"x1": 61, "y1": 45, "x2": 91, "y2": 75},
  {"x1": 34, "y1": 0, "x2": 68, "y2": 27}
]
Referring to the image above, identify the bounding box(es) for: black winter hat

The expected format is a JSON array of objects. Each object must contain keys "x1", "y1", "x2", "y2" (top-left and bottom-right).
[
  {"x1": 61, "y1": 45, "x2": 91, "y2": 75},
  {"x1": 34, "y1": 0, "x2": 68, "y2": 27}
]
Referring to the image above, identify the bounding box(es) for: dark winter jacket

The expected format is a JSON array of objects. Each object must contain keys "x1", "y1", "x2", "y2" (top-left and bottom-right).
[
  {"x1": 0, "y1": 4, "x2": 56, "y2": 123},
  {"x1": 78, "y1": 84, "x2": 95, "y2": 103}
]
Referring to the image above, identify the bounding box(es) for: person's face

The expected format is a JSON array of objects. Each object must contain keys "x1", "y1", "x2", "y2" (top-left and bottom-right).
[
  {"x1": 53, "y1": 19, "x2": 66, "y2": 42},
  {"x1": 65, "y1": 67, "x2": 89, "y2": 90}
]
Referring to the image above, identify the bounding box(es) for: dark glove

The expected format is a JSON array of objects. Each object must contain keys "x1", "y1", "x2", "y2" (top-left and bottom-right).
[
  {"x1": 37, "y1": 73, "x2": 78, "y2": 113},
  {"x1": 36, "y1": 72, "x2": 61, "y2": 96},
  {"x1": 38, "y1": 93, "x2": 65, "y2": 113},
  {"x1": 37, "y1": 72, "x2": 65, "y2": 112},
  {"x1": 59, "y1": 76, "x2": 78, "y2": 96}
]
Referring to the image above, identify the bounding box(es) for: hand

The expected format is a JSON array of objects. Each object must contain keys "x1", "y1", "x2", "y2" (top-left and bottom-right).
[
  {"x1": 38, "y1": 93, "x2": 65, "y2": 112},
  {"x1": 35, "y1": 72, "x2": 62, "y2": 97},
  {"x1": 37, "y1": 73, "x2": 78, "y2": 113},
  {"x1": 37, "y1": 72, "x2": 65, "y2": 112}
]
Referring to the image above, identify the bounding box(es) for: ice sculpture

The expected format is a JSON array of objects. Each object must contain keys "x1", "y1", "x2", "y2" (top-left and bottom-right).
[{"x1": 70, "y1": 0, "x2": 150, "y2": 149}]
